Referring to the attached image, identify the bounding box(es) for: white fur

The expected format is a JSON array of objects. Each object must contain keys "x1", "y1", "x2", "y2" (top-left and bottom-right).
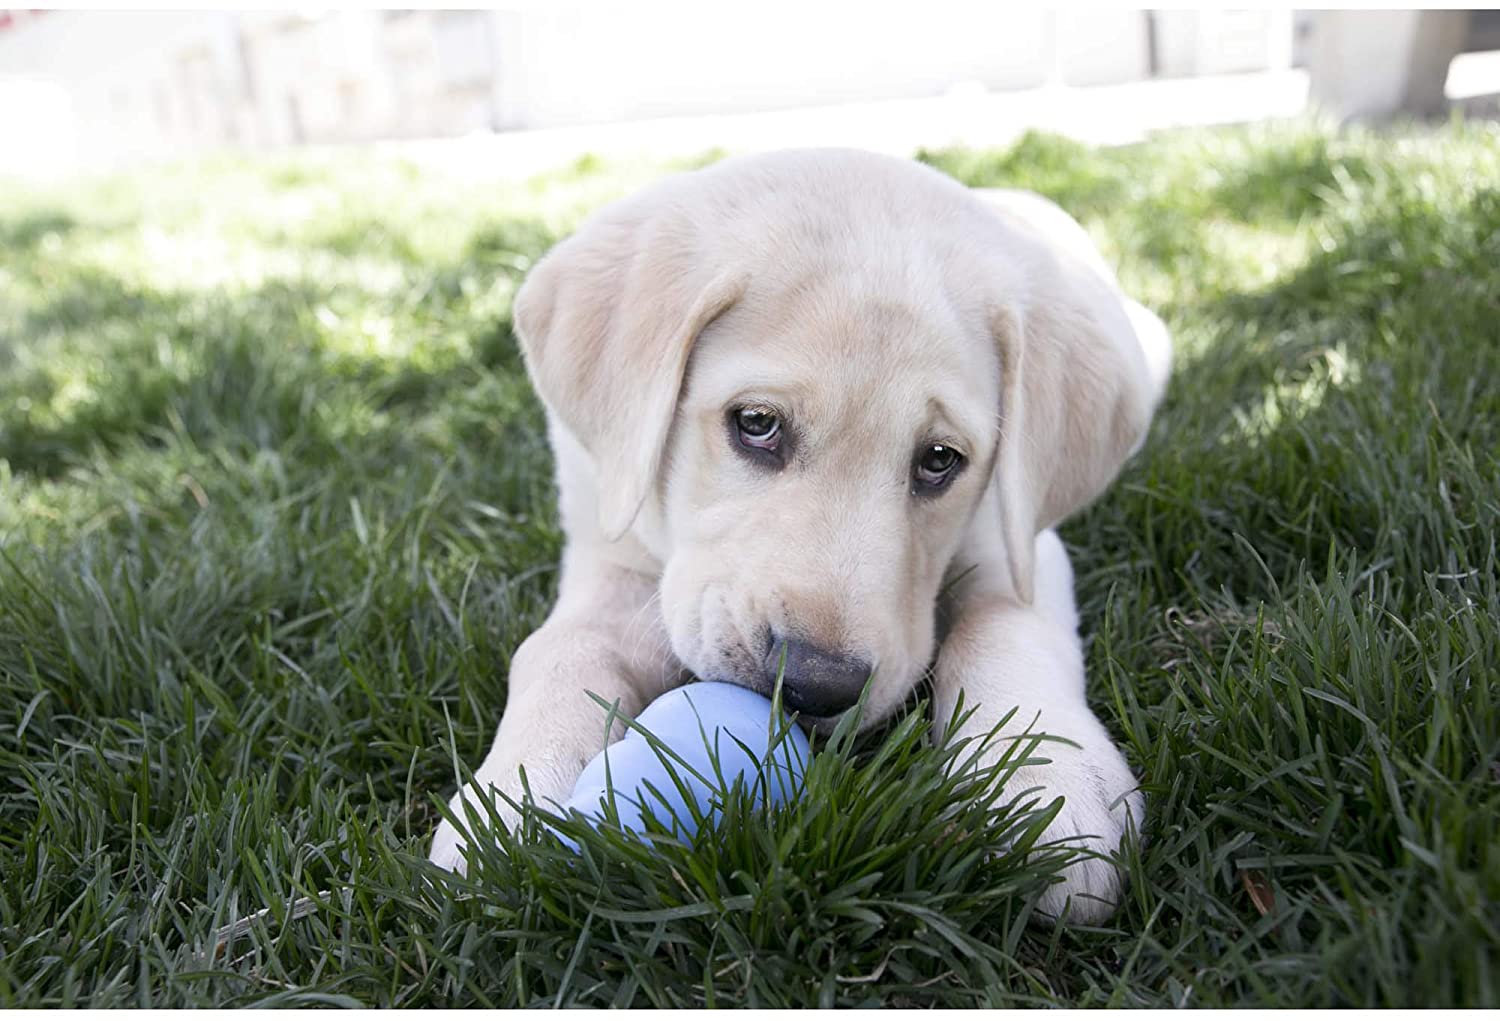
[{"x1": 428, "y1": 149, "x2": 1170, "y2": 925}]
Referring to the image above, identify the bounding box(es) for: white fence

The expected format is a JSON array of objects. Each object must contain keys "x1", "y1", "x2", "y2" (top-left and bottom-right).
[
  {"x1": 2, "y1": 8, "x2": 1492, "y2": 178},
  {"x1": 0, "y1": 6, "x2": 1303, "y2": 175}
]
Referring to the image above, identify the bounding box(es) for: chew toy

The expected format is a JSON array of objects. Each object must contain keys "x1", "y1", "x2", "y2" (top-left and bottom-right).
[{"x1": 556, "y1": 681, "x2": 810, "y2": 845}]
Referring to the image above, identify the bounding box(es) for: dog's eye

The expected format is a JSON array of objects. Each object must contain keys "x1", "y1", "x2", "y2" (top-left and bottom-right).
[
  {"x1": 913, "y1": 443, "x2": 964, "y2": 492},
  {"x1": 734, "y1": 407, "x2": 782, "y2": 450}
]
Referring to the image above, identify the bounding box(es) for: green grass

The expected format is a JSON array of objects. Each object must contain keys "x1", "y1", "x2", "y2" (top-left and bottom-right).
[{"x1": 2, "y1": 121, "x2": 1497, "y2": 1007}]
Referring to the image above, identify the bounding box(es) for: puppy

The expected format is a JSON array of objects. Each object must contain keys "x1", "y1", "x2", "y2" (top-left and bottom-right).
[{"x1": 429, "y1": 148, "x2": 1171, "y2": 924}]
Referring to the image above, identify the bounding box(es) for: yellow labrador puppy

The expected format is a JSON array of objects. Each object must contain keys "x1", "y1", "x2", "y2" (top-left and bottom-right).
[{"x1": 430, "y1": 148, "x2": 1171, "y2": 923}]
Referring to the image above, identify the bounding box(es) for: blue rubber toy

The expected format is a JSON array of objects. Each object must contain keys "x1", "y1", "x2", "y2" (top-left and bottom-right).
[{"x1": 555, "y1": 681, "x2": 811, "y2": 846}]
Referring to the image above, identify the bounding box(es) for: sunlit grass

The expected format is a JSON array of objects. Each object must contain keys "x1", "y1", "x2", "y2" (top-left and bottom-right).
[{"x1": 2, "y1": 120, "x2": 1498, "y2": 1006}]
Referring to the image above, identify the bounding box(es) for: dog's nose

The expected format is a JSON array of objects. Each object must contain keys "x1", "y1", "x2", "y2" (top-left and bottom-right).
[{"x1": 763, "y1": 637, "x2": 872, "y2": 717}]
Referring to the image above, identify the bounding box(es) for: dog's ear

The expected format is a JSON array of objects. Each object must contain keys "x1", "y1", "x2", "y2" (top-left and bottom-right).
[
  {"x1": 513, "y1": 199, "x2": 745, "y2": 540},
  {"x1": 985, "y1": 240, "x2": 1170, "y2": 604}
]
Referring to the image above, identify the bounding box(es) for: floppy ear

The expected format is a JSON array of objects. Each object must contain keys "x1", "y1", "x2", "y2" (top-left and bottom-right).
[
  {"x1": 988, "y1": 267, "x2": 1165, "y2": 605},
  {"x1": 512, "y1": 204, "x2": 745, "y2": 540}
]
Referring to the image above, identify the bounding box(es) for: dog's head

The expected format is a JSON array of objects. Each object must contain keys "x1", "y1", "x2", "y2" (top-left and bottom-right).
[{"x1": 514, "y1": 150, "x2": 1160, "y2": 727}]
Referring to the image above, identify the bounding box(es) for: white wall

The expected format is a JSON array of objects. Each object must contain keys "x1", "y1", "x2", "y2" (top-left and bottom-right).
[
  {"x1": 0, "y1": 5, "x2": 1294, "y2": 176},
  {"x1": 486, "y1": 3, "x2": 1055, "y2": 129},
  {"x1": 0, "y1": 11, "x2": 246, "y2": 171}
]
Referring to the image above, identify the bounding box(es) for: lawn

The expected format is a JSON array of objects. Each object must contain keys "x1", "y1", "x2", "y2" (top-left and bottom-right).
[{"x1": 1, "y1": 121, "x2": 1497, "y2": 1007}]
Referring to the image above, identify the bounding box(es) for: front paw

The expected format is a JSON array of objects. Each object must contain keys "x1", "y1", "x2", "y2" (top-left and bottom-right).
[
  {"x1": 427, "y1": 783, "x2": 524, "y2": 874},
  {"x1": 428, "y1": 814, "x2": 471, "y2": 873},
  {"x1": 985, "y1": 743, "x2": 1144, "y2": 925}
]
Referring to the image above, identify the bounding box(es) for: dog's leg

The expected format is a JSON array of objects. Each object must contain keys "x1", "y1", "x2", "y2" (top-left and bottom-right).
[
  {"x1": 932, "y1": 529, "x2": 1143, "y2": 924},
  {"x1": 428, "y1": 551, "x2": 681, "y2": 872}
]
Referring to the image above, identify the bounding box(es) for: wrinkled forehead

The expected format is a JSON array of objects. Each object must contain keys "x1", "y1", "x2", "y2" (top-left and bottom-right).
[{"x1": 685, "y1": 271, "x2": 999, "y2": 449}]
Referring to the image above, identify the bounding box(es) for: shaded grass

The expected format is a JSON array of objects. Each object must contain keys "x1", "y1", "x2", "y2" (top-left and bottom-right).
[{"x1": 2, "y1": 120, "x2": 1498, "y2": 1005}]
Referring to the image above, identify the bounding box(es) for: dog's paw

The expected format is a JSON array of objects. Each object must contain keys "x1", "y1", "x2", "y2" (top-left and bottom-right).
[
  {"x1": 427, "y1": 814, "x2": 471, "y2": 874},
  {"x1": 427, "y1": 783, "x2": 524, "y2": 874},
  {"x1": 988, "y1": 743, "x2": 1144, "y2": 925},
  {"x1": 1027, "y1": 769, "x2": 1142, "y2": 925},
  {"x1": 960, "y1": 725, "x2": 1146, "y2": 923}
]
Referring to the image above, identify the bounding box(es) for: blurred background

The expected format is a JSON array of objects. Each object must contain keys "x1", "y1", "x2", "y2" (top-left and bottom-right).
[{"x1": 3, "y1": 6, "x2": 1499, "y2": 180}]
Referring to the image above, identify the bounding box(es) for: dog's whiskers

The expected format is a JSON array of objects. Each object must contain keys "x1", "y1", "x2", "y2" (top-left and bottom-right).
[{"x1": 622, "y1": 588, "x2": 668, "y2": 671}]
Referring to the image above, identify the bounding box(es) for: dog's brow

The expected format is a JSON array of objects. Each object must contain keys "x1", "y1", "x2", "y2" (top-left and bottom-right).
[
  {"x1": 926, "y1": 395, "x2": 990, "y2": 453},
  {"x1": 723, "y1": 383, "x2": 804, "y2": 408}
]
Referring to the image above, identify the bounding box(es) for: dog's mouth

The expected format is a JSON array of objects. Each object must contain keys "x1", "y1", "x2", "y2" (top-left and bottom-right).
[
  {"x1": 704, "y1": 668, "x2": 923, "y2": 737},
  {"x1": 678, "y1": 602, "x2": 921, "y2": 732},
  {"x1": 692, "y1": 670, "x2": 843, "y2": 729}
]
